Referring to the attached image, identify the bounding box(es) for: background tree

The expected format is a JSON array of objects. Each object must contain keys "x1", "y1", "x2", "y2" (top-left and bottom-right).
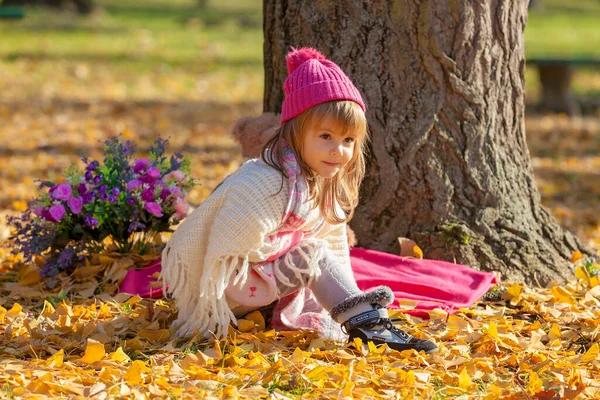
[{"x1": 263, "y1": 0, "x2": 592, "y2": 284}]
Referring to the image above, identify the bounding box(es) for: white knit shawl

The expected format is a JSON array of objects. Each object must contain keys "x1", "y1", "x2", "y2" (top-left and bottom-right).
[{"x1": 160, "y1": 159, "x2": 351, "y2": 339}]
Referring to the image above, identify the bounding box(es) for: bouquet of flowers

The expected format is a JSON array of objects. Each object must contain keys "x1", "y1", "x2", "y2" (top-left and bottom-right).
[{"x1": 8, "y1": 136, "x2": 194, "y2": 277}]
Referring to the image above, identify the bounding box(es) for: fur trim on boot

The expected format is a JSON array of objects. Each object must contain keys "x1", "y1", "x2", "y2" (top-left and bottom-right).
[{"x1": 330, "y1": 286, "x2": 394, "y2": 322}]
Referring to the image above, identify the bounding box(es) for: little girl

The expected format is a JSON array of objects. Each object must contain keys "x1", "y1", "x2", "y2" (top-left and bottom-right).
[{"x1": 161, "y1": 47, "x2": 437, "y2": 354}]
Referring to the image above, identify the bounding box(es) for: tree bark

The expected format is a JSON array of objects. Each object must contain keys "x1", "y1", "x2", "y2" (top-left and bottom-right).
[{"x1": 263, "y1": 0, "x2": 591, "y2": 285}]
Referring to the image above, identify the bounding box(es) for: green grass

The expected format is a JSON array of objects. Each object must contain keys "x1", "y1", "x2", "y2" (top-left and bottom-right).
[
  {"x1": 525, "y1": 0, "x2": 600, "y2": 58},
  {"x1": 0, "y1": 0, "x2": 263, "y2": 72},
  {"x1": 0, "y1": 0, "x2": 264, "y2": 102},
  {"x1": 0, "y1": 0, "x2": 597, "y2": 103},
  {"x1": 524, "y1": 0, "x2": 600, "y2": 101}
]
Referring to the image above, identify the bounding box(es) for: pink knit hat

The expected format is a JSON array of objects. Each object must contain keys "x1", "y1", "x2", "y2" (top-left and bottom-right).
[{"x1": 280, "y1": 47, "x2": 365, "y2": 125}]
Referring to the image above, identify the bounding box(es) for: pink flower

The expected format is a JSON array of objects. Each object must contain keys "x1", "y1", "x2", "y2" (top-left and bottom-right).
[
  {"x1": 163, "y1": 170, "x2": 185, "y2": 183},
  {"x1": 48, "y1": 204, "x2": 66, "y2": 222},
  {"x1": 174, "y1": 201, "x2": 189, "y2": 219},
  {"x1": 67, "y1": 197, "x2": 83, "y2": 214},
  {"x1": 147, "y1": 167, "x2": 161, "y2": 179},
  {"x1": 169, "y1": 186, "x2": 182, "y2": 199},
  {"x1": 145, "y1": 202, "x2": 163, "y2": 218},
  {"x1": 51, "y1": 184, "x2": 72, "y2": 201}
]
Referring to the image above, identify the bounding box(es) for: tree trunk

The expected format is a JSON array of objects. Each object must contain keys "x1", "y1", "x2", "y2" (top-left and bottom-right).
[
  {"x1": 263, "y1": 0, "x2": 591, "y2": 285},
  {"x1": 537, "y1": 63, "x2": 579, "y2": 116}
]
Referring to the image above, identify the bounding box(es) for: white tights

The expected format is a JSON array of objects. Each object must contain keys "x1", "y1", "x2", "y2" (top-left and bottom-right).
[{"x1": 274, "y1": 245, "x2": 368, "y2": 317}]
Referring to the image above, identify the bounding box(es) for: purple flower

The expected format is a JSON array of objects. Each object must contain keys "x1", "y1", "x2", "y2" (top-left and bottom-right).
[
  {"x1": 78, "y1": 183, "x2": 87, "y2": 195},
  {"x1": 108, "y1": 194, "x2": 117, "y2": 203},
  {"x1": 128, "y1": 221, "x2": 147, "y2": 233},
  {"x1": 99, "y1": 192, "x2": 109, "y2": 201},
  {"x1": 160, "y1": 188, "x2": 171, "y2": 201},
  {"x1": 67, "y1": 197, "x2": 83, "y2": 214},
  {"x1": 85, "y1": 171, "x2": 93, "y2": 182},
  {"x1": 48, "y1": 204, "x2": 66, "y2": 222},
  {"x1": 51, "y1": 184, "x2": 72, "y2": 201},
  {"x1": 82, "y1": 193, "x2": 94, "y2": 204},
  {"x1": 93, "y1": 175, "x2": 102, "y2": 185},
  {"x1": 145, "y1": 202, "x2": 163, "y2": 218},
  {"x1": 127, "y1": 180, "x2": 142, "y2": 192},
  {"x1": 123, "y1": 140, "x2": 134, "y2": 155},
  {"x1": 147, "y1": 167, "x2": 161, "y2": 179},
  {"x1": 138, "y1": 174, "x2": 155, "y2": 184},
  {"x1": 127, "y1": 198, "x2": 136, "y2": 205},
  {"x1": 112, "y1": 188, "x2": 120, "y2": 196},
  {"x1": 84, "y1": 214, "x2": 98, "y2": 227},
  {"x1": 134, "y1": 158, "x2": 151, "y2": 174},
  {"x1": 86, "y1": 161, "x2": 99, "y2": 172},
  {"x1": 141, "y1": 188, "x2": 155, "y2": 202},
  {"x1": 41, "y1": 209, "x2": 53, "y2": 221},
  {"x1": 33, "y1": 205, "x2": 45, "y2": 217},
  {"x1": 98, "y1": 185, "x2": 108, "y2": 194}
]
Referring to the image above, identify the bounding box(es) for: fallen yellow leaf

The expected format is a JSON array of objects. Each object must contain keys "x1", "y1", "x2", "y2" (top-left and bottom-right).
[
  {"x1": 575, "y1": 266, "x2": 589, "y2": 282},
  {"x1": 487, "y1": 321, "x2": 498, "y2": 340},
  {"x1": 527, "y1": 371, "x2": 543, "y2": 395},
  {"x1": 343, "y1": 381, "x2": 355, "y2": 397},
  {"x1": 506, "y1": 283, "x2": 523, "y2": 306},
  {"x1": 124, "y1": 360, "x2": 150, "y2": 386},
  {"x1": 110, "y1": 347, "x2": 131, "y2": 363},
  {"x1": 17, "y1": 265, "x2": 41, "y2": 286},
  {"x1": 412, "y1": 245, "x2": 424, "y2": 259},
  {"x1": 99, "y1": 367, "x2": 120, "y2": 382},
  {"x1": 237, "y1": 319, "x2": 255, "y2": 332},
  {"x1": 458, "y1": 367, "x2": 471, "y2": 389},
  {"x1": 579, "y1": 343, "x2": 599, "y2": 363},
  {"x1": 571, "y1": 250, "x2": 584, "y2": 263},
  {"x1": 79, "y1": 338, "x2": 106, "y2": 364},
  {"x1": 244, "y1": 310, "x2": 266, "y2": 331},
  {"x1": 46, "y1": 349, "x2": 64, "y2": 368},
  {"x1": 41, "y1": 300, "x2": 55, "y2": 317},
  {"x1": 549, "y1": 324, "x2": 562, "y2": 340},
  {"x1": 398, "y1": 299, "x2": 419, "y2": 310},
  {"x1": 550, "y1": 286, "x2": 577, "y2": 304},
  {"x1": 7, "y1": 302, "x2": 22, "y2": 318}
]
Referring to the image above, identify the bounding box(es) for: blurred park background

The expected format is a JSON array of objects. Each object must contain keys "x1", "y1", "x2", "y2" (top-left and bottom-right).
[{"x1": 0, "y1": 0, "x2": 599, "y2": 250}]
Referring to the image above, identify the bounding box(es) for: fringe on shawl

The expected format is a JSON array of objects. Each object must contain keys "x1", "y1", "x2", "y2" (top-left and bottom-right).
[
  {"x1": 161, "y1": 238, "x2": 327, "y2": 339},
  {"x1": 160, "y1": 242, "x2": 250, "y2": 339},
  {"x1": 273, "y1": 239, "x2": 326, "y2": 293}
]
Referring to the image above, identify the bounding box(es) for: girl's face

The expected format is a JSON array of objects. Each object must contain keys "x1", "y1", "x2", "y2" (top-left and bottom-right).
[{"x1": 301, "y1": 115, "x2": 357, "y2": 178}]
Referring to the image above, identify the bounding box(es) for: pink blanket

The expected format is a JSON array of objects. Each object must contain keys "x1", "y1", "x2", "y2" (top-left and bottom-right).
[
  {"x1": 120, "y1": 248, "x2": 498, "y2": 323},
  {"x1": 350, "y1": 248, "x2": 498, "y2": 318}
]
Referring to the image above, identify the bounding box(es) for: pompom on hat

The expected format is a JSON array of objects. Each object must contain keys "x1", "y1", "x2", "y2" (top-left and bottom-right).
[{"x1": 280, "y1": 47, "x2": 365, "y2": 125}]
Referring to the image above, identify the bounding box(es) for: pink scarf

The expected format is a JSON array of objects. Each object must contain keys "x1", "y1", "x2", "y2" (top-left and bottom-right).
[{"x1": 225, "y1": 140, "x2": 327, "y2": 313}]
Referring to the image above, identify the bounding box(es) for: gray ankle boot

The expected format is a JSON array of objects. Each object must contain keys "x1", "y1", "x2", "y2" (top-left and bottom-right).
[{"x1": 331, "y1": 286, "x2": 439, "y2": 355}]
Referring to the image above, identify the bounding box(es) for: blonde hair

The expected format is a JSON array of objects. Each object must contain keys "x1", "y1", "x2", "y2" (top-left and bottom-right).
[{"x1": 261, "y1": 100, "x2": 368, "y2": 224}]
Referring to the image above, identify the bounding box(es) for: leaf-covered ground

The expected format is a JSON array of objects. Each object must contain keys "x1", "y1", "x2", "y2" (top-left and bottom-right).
[
  {"x1": 1, "y1": 254, "x2": 600, "y2": 399},
  {"x1": 1, "y1": 1, "x2": 600, "y2": 398}
]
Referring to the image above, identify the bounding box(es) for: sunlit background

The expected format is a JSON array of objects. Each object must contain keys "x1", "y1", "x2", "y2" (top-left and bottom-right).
[{"x1": 0, "y1": 0, "x2": 599, "y2": 249}]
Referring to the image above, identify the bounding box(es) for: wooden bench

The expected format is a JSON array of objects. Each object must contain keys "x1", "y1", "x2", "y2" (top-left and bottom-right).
[
  {"x1": 527, "y1": 58, "x2": 600, "y2": 115},
  {"x1": 0, "y1": 6, "x2": 24, "y2": 19}
]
